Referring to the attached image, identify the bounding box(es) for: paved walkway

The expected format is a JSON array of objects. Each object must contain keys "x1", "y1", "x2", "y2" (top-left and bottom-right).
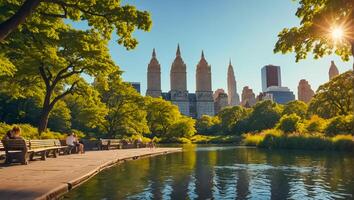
[{"x1": 0, "y1": 148, "x2": 181, "y2": 200}]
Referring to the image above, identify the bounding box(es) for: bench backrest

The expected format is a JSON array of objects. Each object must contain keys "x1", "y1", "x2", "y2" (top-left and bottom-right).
[
  {"x1": 109, "y1": 139, "x2": 121, "y2": 145},
  {"x1": 100, "y1": 139, "x2": 109, "y2": 145},
  {"x1": 0, "y1": 141, "x2": 4, "y2": 151},
  {"x1": 1, "y1": 139, "x2": 29, "y2": 151},
  {"x1": 29, "y1": 139, "x2": 56, "y2": 149}
]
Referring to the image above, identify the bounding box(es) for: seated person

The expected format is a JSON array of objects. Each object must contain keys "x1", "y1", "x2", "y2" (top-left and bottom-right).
[
  {"x1": 12, "y1": 126, "x2": 23, "y2": 139},
  {"x1": 74, "y1": 134, "x2": 85, "y2": 154},
  {"x1": 66, "y1": 133, "x2": 84, "y2": 154}
]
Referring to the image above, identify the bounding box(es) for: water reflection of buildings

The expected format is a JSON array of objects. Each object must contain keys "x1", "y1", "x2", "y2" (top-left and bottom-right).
[{"x1": 70, "y1": 147, "x2": 353, "y2": 200}]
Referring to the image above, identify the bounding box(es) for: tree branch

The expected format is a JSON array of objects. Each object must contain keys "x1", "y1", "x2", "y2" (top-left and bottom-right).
[
  {"x1": 0, "y1": 0, "x2": 41, "y2": 41},
  {"x1": 49, "y1": 80, "x2": 78, "y2": 108}
]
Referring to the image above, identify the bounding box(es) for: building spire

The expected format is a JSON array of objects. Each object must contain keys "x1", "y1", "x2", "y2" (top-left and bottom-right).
[
  {"x1": 201, "y1": 50, "x2": 205, "y2": 59},
  {"x1": 176, "y1": 44, "x2": 181, "y2": 57},
  {"x1": 229, "y1": 58, "x2": 232, "y2": 66},
  {"x1": 152, "y1": 48, "x2": 156, "y2": 58}
]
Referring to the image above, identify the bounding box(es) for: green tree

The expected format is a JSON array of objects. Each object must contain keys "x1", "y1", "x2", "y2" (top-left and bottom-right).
[
  {"x1": 0, "y1": 0, "x2": 152, "y2": 45},
  {"x1": 217, "y1": 106, "x2": 250, "y2": 134},
  {"x1": 274, "y1": 0, "x2": 354, "y2": 66},
  {"x1": 277, "y1": 114, "x2": 301, "y2": 133},
  {"x1": 0, "y1": 20, "x2": 117, "y2": 134},
  {"x1": 166, "y1": 117, "x2": 196, "y2": 139},
  {"x1": 47, "y1": 100, "x2": 71, "y2": 133},
  {"x1": 282, "y1": 100, "x2": 308, "y2": 119},
  {"x1": 308, "y1": 71, "x2": 353, "y2": 118},
  {"x1": 145, "y1": 97, "x2": 181, "y2": 138},
  {"x1": 95, "y1": 71, "x2": 149, "y2": 138},
  {"x1": 305, "y1": 115, "x2": 327, "y2": 133},
  {"x1": 247, "y1": 100, "x2": 282, "y2": 132},
  {"x1": 325, "y1": 115, "x2": 354, "y2": 136},
  {"x1": 64, "y1": 86, "x2": 108, "y2": 137},
  {"x1": 196, "y1": 115, "x2": 221, "y2": 135}
]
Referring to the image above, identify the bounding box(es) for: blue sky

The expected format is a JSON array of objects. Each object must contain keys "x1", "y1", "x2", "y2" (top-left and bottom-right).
[{"x1": 104, "y1": 0, "x2": 352, "y2": 97}]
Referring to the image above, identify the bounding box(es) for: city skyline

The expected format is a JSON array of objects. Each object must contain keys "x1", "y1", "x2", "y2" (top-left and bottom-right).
[{"x1": 102, "y1": 0, "x2": 353, "y2": 97}]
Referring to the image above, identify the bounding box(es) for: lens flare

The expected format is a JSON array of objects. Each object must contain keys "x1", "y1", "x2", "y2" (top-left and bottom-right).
[{"x1": 331, "y1": 27, "x2": 344, "y2": 40}]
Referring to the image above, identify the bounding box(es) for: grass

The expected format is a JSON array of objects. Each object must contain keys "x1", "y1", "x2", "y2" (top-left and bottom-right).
[{"x1": 243, "y1": 129, "x2": 354, "y2": 151}]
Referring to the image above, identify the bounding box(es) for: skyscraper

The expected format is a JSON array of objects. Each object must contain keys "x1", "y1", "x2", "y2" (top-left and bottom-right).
[
  {"x1": 261, "y1": 65, "x2": 281, "y2": 92},
  {"x1": 146, "y1": 48, "x2": 161, "y2": 97},
  {"x1": 329, "y1": 60, "x2": 339, "y2": 80},
  {"x1": 213, "y1": 89, "x2": 228, "y2": 114},
  {"x1": 227, "y1": 60, "x2": 240, "y2": 106},
  {"x1": 195, "y1": 51, "x2": 214, "y2": 118},
  {"x1": 170, "y1": 44, "x2": 190, "y2": 116},
  {"x1": 298, "y1": 79, "x2": 315, "y2": 103},
  {"x1": 241, "y1": 86, "x2": 256, "y2": 107}
]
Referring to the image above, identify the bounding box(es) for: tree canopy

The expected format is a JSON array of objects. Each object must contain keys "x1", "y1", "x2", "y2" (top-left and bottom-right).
[
  {"x1": 274, "y1": 0, "x2": 354, "y2": 63},
  {"x1": 308, "y1": 71, "x2": 353, "y2": 118},
  {"x1": 0, "y1": 0, "x2": 152, "y2": 45},
  {"x1": 282, "y1": 100, "x2": 308, "y2": 119}
]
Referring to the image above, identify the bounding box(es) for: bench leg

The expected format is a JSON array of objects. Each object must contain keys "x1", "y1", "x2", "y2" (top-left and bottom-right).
[
  {"x1": 29, "y1": 152, "x2": 35, "y2": 161},
  {"x1": 21, "y1": 152, "x2": 29, "y2": 165},
  {"x1": 41, "y1": 151, "x2": 46, "y2": 160},
  {"x1": 53, "y1": 149, "x2": 59, "y2": 158}
]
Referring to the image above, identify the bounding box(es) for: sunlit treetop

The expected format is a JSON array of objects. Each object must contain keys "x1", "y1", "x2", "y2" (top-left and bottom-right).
[
  {"x1": 0, "y1": 0, "x2": 152, "y2": 49},
  {"x1": 274, "y1": 0, "x2": 354, "y2": 62}
]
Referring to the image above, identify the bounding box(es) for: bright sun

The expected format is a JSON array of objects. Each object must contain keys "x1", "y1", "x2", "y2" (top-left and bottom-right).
[{"x1": 331, "y1": 27, "x2": 344, "y2": 40}]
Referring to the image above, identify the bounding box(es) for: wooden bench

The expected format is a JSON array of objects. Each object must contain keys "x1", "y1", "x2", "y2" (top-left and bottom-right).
[
  {"x1": 99, "y1": 139, "x2": 122, "y2": 150},
  {"x1": 0, "y1": 141, "x2": 5, "y2": 162},
  {"x1": 2, "y1": 139, "x2": 69, "y2": 165}
]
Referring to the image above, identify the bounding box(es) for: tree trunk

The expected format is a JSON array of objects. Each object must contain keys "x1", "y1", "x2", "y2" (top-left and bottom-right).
[
  {"x1": 38, "y1": 90, "x2": 52, "y2": 135},
  {"x1": 0, "y1": 0, "x2": 40, "y2": 41},
  {"x1": 351, "y1": 42, "x2": 354, "y2": 71},
  {"x1": 38, "y1": 108, "x2": 50, "y2": 135}
]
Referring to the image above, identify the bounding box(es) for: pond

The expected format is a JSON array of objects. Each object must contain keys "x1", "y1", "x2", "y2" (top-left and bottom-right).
[{"x1": 64, "y1": 145, "x2": 354, "y2": 199}]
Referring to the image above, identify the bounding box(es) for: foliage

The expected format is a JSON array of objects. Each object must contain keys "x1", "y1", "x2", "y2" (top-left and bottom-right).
[
  {"x1": 305, "y1": 115, "x2": 327, "y2": 133},
  {"x1": 325, "y1": 115, "x2": 354, "y2": 136},
  {"x1": 47, "y1": 101, "x2": 71, "y2": 133},
  {"x1": 276, "y1": 114, "x2": 302, "y2": 133},
  {"x1": 246, "y1": 100, "x2": 282, "y2": 132},
  {"x1": 190, "y1": 135, "x2": 241, "y2": 144},
  {"x1": 196, "y1": 115, "x2": 221, "y2": 135},
  {"x1": 217, "y1": 106, "x2": 250, "y2": 134},
  {"x1": 166, "y1": 117, "x2": 196, "y2": 139},
  {"x1": 64, "y1": 87, "x2": 108, "y2": 136},
  {"x1": 274, "y1": 0, "x2": 354, "y2": 62},
  {"x1": 0, "y1": 122, "x2": 64, "y2": 139},
  {"x1": 282, "y1": 100, "x2": 308, "y2": 119},
  {"x1": 308, "y1": 71, "x2": 354, "y2": 118},
  {"x1": 243, "y1": 130, "x2": 354, "y2": 151},
  {"x1": 145, "y1": 97, "x2": 181, "y2": 138},
  {"x1": 0, "y1": 0, "x2": 152, "y2": 46},
  {"x1": 95, "y1": 71, "x2": 149, "y2": 138}
]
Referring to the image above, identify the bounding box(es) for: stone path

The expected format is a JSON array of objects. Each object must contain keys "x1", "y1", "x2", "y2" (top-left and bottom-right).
[{"x1": 0, "y1": 147, "x2": 181, "y2": 200}]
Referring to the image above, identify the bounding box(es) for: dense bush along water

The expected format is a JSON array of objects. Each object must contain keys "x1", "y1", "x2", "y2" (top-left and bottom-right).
[{"x1": 64, "y1": 145, "x2": 354, "y2": 199}]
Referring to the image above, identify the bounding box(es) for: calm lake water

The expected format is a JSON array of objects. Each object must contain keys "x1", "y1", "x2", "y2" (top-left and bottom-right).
[{"x1": 64, "y1": 145, "x2": 354, "y2": 200}]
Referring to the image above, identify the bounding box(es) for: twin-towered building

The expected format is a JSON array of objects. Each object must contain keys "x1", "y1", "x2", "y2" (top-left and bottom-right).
[{"x1": 146, "y1": 45, "x2": 240, "y2": 118}]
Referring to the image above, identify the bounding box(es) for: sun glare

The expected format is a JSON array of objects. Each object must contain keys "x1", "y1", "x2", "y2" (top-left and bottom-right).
[{"x1": 331, "y1": 27, "x2": 344, "y2": 40}]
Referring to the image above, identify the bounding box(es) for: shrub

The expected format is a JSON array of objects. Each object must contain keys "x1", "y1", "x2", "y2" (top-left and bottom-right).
[
  {"x1": 305, "y1": 115, "x2": 327, "y2": 133},
  {"x1": 243, "y1": 134, "x2": 264, "y2": 146},
  {"x1": 325, "y1": 115, "x2": 354, "y2": 136},
  {"x1": 276, "y1": 114, "x2": 301, "y2": 133}
]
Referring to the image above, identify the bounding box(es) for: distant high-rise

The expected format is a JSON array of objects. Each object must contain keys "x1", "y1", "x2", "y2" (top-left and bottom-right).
[
  {"x1": 169, "y1": 45, "x2": 189, "y2": 116},
  {"x1": 298, "y1": 79, "x2": 314, "y2": 103},
  {"x1": 146, "y1": 48, "x2": 161, "y2": 97},
  {"x1": 329, "y1": 61, "x2": 339, "y2": 80},
  {"x1": 129, "y1": 82, "x2": 141, "y2": 94},
  {"x1": 170, "y1": 44, "x2": 187, "y2": 91},
  {"x1": 195, "y1": 51, "x2": 214, "y2": 118},
  {"x1": 213, "y1": 89, "x2": 228, "y2": 114},
  {"x1": 241, "y1": 86, "x2": 256, "y2": 107},
  {"x1": 227, "y1": 60, "x2": 240, "y2": 106},
  {"x1": 261, "y1": 65, "x2": 281, "y2": 92}
]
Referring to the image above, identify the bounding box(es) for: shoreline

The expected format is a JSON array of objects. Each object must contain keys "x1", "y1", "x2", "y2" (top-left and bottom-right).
[{"x1": 0, "y1": 148, "x2": 182, "y2": 200}]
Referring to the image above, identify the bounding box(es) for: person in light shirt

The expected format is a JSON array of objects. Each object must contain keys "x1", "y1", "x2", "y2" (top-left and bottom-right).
[{"x1": 66, "y1": 133, "x2": 84, "y2": 154}]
